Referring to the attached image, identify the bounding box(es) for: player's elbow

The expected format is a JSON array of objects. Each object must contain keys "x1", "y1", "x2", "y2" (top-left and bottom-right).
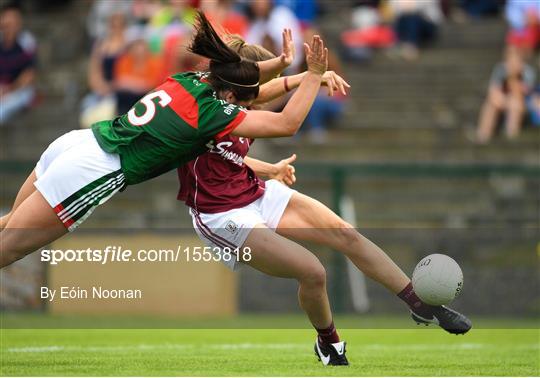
[
  {"x1": 280, "y1": 115, "x2": 301, "y2": 137},
  {"x1": 283, "y1": 124, "x2": 298, "y2": 137}
]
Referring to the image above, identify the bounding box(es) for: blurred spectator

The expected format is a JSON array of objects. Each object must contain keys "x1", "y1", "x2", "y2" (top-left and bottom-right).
[
  {"x1": 200, "y1": 0, "x2": 249, "y2": 37},
  {"x1": 0, "y1": 5, "x2": 36, "y2": 125},
  {"x1": 86, "y1": 0, "x2": 132, "y2": 42},
  {"x1": 148, "y1": 0, "x2": 195, "y2": 28},
  {"x1": 246, "y1": 0, "x2": 304, "y2": 73},
  {"x1": 80, "y1": 13, "x2": 128, "y2": 128},
  {"x1": 341, "y1": 0, "x2": 395, "y2": 61},
  {"x1": 160, "y1": 28, "x2": 200, "y2": 77},
  {"x1": 131, "y1": 0, "x2": 163, "y2": 25},
  {"x1": 476, "y1": 48, "x2": 535, "y2": 143},
  {"x1": 526, "y1": 57, "x2": 540, "y2": 127},
  {"x1": 178, "y1": 0, "x2": 250, "y2": 75},
  {"x1": 389, "y1": 0, "x2": 443, "y2": 60},
  {"x1": 114, "y1": 38, "x2": 163, "y2": 114},
  {"x1": 146, "y1": 0, "x2": 195, "y2": 53},
  {"x1": 505, "y1": 0, "x2": 540, "y2": 55},
  {"x1": 302, "y1": 27, "x2": 347, "y2": 144},
  {"x1": 274, "y1": 0, "x2": 318, "y2": 29},
  {"x1": 527, "y1": 85, "x2": 540, "y2": 127},
  {"x1": 458, "y1": 0, "x2": 500, "y2": 19},
  {"x1": 137, "y1": 0, "x2": 197, "y2": 77},
  {"x1": 89, "y1": 13, "x2": 128, "y2": 99}
]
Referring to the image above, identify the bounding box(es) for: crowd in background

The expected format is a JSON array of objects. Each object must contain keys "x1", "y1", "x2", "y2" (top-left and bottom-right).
[
  {"x1": 341, "y1": 0, "x2": 502, "y2": 62},
  {"x1": 1, "y1": 0, "x2": 540, "y2": 143},
  {"x1": 476, "y1": 0, "x2": 540, "y2": 143}
]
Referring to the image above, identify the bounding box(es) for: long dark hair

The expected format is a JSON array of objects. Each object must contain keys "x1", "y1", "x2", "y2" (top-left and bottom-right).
[{"x1": 189, "y1": 11, "x2": 260, "y2": 101}]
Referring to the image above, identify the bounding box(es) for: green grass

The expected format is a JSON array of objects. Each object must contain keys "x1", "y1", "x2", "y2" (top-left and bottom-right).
[
  {"x1": 2, "y1": 313, "x2": 538, "y2": 329},
  {"x1": 1, "y1": 323, "x2": 538, "y2": 376}
]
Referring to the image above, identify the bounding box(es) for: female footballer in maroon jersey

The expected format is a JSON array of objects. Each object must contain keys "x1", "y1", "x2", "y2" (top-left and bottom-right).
[
  {"x1": 177, "y1": 40, "x2": 472, "y2": 366},
  {"x1": 0, "y1": 13, "x2": 335, "y2": 268}
]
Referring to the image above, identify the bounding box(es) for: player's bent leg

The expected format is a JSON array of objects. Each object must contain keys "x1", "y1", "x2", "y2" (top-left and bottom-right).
[
  {"x1": 0, "y1": 190, "x2": 67, "y2": 268},
  {"x1": 0, "y1": 170, "x2": 38, "y2": 230},
  {"x1": 277, "y1": 192, "x2": 472, "y2": 335},
  {"x1": 242, "y1": 225, "x2": 349, "y2": 366},
  {"x1": 243, "y1": 225, "x2": 332, "y2": 329},
  {"x1": 277, "y1": 192, "x2": 409, "y2": 293}
]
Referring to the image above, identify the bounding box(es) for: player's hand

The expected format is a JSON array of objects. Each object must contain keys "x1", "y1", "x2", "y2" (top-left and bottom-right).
[
  {"x1": 279, "y1": 28, "x2": 295, "y2": 68},
  {"x1": 321, "y1": 71, "x2": 351, "y2": 96},
  {"x1": 271, "y1": 154, "x2": 297, "y2": 186},
  {"x1": 305, "y1": 35, "x2": 328, "y2": 76}
]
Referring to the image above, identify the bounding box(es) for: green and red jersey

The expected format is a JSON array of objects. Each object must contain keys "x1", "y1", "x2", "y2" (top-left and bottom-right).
[{"x1": 92, "y1": 72, "x2": 247, "y2": 185}]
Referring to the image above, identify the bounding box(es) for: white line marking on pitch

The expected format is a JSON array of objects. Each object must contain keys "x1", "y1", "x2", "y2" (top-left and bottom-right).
[
  {"x1": 5, "y1": 343, "x2": 305, "y2": 353},
  {"x1": 5, "y1": 343, "x2": 538, "y2": 354}
]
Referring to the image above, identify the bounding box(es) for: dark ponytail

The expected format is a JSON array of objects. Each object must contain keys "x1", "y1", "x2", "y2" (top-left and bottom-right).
[
  {"x1": 189, "y1": 11, "x2": 241, "y2": 64},
  {"x1": 189, "y1": 11, "x2": 260, "y2": 101}
]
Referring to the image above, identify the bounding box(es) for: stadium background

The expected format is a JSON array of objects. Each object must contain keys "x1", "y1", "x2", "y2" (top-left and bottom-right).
[{"x1": 0, "y1": 0, "x2": 538, "y2": 323}]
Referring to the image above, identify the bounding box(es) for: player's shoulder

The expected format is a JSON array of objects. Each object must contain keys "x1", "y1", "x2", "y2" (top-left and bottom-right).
[
  {"x1": 170, "y1": 71, "x2": 211, "y2": 91},
  {"x1": 170, "y1": 71, "x2": 221, "y2": 103},
  {"x1": 168, "y1": 71, "x2": 248, "y2": 115}
]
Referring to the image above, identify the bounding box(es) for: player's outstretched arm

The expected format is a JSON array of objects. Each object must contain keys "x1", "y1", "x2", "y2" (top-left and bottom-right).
[
  {"x1": 255, "y1": 71, "x2": 350, "y2": 105},
  {"x1": 232, "y1": 35, "x2": 328, "y2": 138},
  {"x1": 254, "y1": 72, "x2": 307, "y2": 105}
]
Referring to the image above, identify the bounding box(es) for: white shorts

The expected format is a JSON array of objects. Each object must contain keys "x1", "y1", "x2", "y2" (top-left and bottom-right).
[
  {"x1": 34, "y1": 129, "x2": 125, "y2": 231},
  {"x1": 190, "y1": 179, "x2": 296, "y2": 270}
]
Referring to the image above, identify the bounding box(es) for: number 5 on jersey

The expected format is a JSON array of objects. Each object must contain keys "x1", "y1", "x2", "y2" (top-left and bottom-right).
[{"x1": 127, "y1": 90, "x2": 172, "y2": 126}]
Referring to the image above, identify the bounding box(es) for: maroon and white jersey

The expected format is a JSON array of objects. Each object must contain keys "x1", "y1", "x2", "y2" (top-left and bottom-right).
[{"x1": 177, "y1": 135, "x2": 265, "y2": 213}]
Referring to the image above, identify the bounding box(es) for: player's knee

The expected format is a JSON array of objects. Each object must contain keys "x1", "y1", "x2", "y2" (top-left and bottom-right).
[
  {"x1": 0, "y1": 229, "x2": 33, "y2": 266},
  {"x1": 0, "y1": 231, "x2": 20, "y2": 268},
  {"x1": 302, "y1": 263, "x2": 327, "y2": 289},
  {"x1": 332, "y1": 221, "x2": 361, "y2": 248}
]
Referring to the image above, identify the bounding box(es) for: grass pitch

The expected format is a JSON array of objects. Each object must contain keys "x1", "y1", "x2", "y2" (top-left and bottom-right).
[{"x1": 0, "y1": 316, "x2": 538, "y2": 376}]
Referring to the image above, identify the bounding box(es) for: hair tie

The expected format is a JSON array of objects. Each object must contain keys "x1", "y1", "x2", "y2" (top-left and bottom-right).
[{"x1": 214, "y1": 73, "x2": 259, "y2": 88}]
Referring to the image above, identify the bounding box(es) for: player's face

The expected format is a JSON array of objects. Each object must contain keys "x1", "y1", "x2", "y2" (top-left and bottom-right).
[
  {"x1": 220, "y1": 90, "x2": 254, "y2": 108},
  {"x1": 236, "y1": 99, "x2": 254, "y2": 108}
]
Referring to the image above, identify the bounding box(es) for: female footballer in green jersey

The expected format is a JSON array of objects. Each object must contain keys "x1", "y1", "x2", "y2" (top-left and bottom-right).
[{"x1": 0, "y1": 12, "x2": 336, "y2": 268}]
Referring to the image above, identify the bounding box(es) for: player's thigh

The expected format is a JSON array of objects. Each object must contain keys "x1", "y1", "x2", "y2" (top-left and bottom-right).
[
  {"x1": 11, "y1": 170, "x2": 38, "y2": 211},
  {"x1": 9, "y1": 130, "x2": 86, "y2": 214},
  {"x1": 277, "y1": 192, "x2": 353, "y2": 246},
  {"x1": 1, "y1": 190, "x2": 67, "y2": 257},
  {"x1": 243, "y1": 224, "x2": 325, "y2": 281},
  {"x1": 1, "y1": 170, "x2": 38, "y2": 230}
]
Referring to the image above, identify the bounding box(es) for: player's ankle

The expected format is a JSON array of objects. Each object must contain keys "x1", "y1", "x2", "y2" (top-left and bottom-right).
[
  {"x1": 315, "y1": 320, "x2": 340, "y2": 345},
  {"x1": 397, "y1": 282, "x2": 436, "y2": 318}
]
